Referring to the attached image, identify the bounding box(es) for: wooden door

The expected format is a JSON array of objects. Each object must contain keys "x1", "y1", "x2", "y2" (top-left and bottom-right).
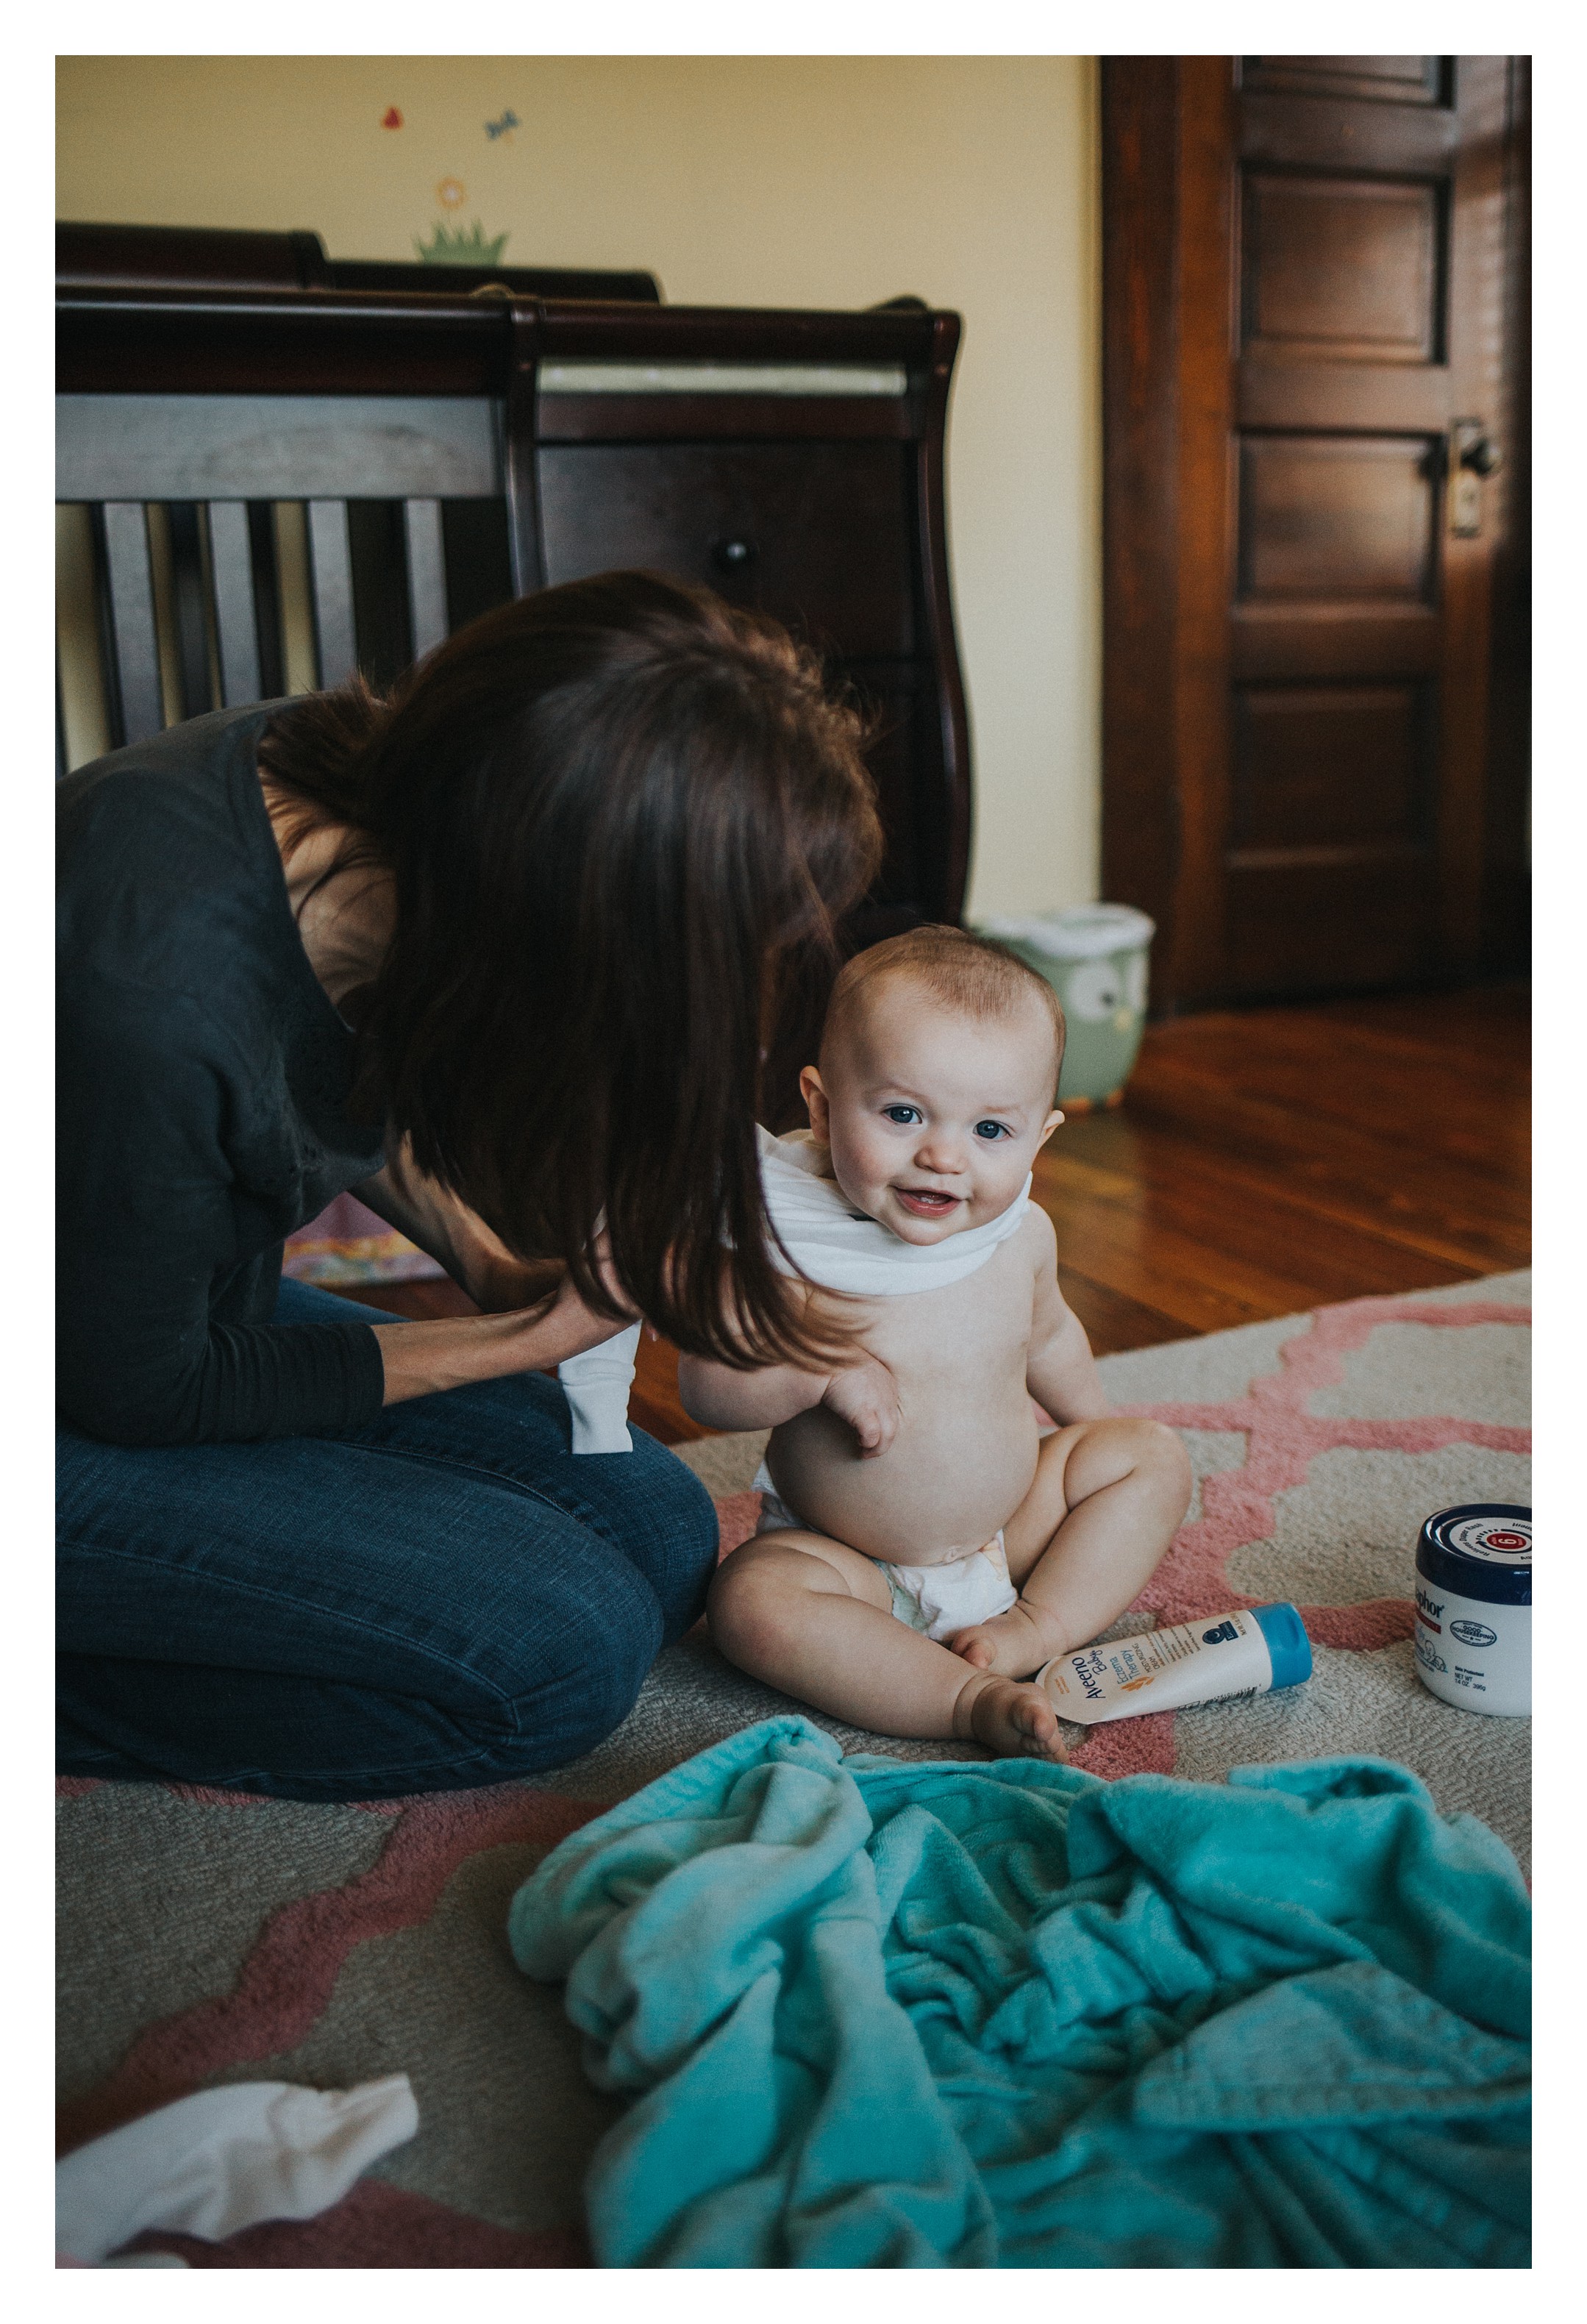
[{"x1": 1102, "y1": 57, "x2": 1530, "y2": 1008}]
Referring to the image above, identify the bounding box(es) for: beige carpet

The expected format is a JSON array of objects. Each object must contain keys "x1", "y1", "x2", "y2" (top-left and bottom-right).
[{"x1": 56, "y1": 1271, "x2": 1530, "y2": 2265}]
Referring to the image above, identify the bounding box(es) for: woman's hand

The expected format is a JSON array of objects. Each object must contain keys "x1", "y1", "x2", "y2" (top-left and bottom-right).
[
  {"x1": 353, "y1": 1140, "x2": 639, "y2": 1406},
  {"x1": 820, "y1": 1355, "x2": 901, "y2": 1458},
  {"x1": 371, "y1": 1269, "x2": 637, "y2": 1408}
]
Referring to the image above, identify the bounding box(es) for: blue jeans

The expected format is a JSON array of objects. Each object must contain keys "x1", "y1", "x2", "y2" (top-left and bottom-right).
[{"x1": 57, "y1": 1280, "x2": 718, "y2": 1801}]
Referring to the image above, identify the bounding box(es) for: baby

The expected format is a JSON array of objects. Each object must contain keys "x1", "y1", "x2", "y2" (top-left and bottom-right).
[{"x1": 678, "y1": 926, "x2": 1192, "y2": 1761}]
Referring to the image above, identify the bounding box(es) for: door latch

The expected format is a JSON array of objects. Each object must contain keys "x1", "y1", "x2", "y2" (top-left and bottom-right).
[{"x1": 1448, "y1": 419, "x2": 1502, "y2": 539}]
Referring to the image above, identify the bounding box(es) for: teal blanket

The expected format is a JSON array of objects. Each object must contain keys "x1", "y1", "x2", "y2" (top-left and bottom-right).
[{"x1": 508, "y1": 1717, "x2": 1530, "y2": 2268}]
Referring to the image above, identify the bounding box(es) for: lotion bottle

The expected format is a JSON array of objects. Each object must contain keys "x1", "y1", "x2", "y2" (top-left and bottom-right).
[{"x1": 1038, "y1": 1603, "x2": 1312, "y2": 1725}]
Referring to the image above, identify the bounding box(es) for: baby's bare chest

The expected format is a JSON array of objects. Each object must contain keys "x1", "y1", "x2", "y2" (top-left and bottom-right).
[{"x1": 827, "y1": 1236, "x2": 1037, "y2": 1396}]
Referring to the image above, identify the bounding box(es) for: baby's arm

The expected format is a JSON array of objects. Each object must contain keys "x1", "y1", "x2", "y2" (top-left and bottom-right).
[
  {"x1": 677, "y1": 1350, "x2": 827, "y2": 1433},
  {"x1": 678, "y1": 1294, "x2": 901, "y2": 1455},
  {"x1": 1022, "y1": 1210, "x2": 1110, "y2": 1423},
  {"x1": 679, "y1": 1350, "x2": 900, "y2": 1454}
]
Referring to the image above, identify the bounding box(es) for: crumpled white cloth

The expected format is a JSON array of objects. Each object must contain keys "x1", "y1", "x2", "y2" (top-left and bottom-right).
[
  {"x1": 55, "y1": 2075, "x2": 419, "y2": 2266},
  {"x1": 553, "y1": 1129, "x2": 1031, "y2": 1455}
]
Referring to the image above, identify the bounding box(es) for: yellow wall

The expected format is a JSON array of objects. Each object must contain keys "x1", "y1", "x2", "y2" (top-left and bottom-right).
[{"x1": 57, "y1": 54, "x2": 1100, "y2": 917}]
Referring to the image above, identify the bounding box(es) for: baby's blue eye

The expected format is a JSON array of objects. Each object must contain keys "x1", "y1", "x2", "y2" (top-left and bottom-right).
[
  {"x1": 882, "y1": 1105, "x2": 921, "y2": 1125},
  {"x1": 974, "y1": 1120, "x2": 1011, "y2": 1141}
]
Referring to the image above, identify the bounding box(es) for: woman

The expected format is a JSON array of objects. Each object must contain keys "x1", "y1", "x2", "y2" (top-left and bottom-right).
[{"x1": 57, "y1": 571, "x2": 881, "y2": 1800}]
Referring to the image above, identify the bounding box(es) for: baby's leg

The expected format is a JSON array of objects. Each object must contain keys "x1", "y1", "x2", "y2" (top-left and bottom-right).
[
  {"x1": 949, "y1": 1419, "x2": 1192, "y2": 1678},
  {"x1": 709, "y1": 1527, "x2": 1065, "y2": 1761}
]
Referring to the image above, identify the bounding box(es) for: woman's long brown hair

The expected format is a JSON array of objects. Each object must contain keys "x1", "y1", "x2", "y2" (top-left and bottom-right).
[{"x1": 257, "y1": 571, "x2": 882, "y2": 1366}]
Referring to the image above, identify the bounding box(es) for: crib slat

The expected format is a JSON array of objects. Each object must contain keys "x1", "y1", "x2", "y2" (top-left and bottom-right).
[
  {"x1": 207, "y1": 500, "x2": 261, "y2": 706},
  {"x1": 404, "y1": 498, "x2": 448, "y2": 662},
  {"x1": 305, "y1": 499, "x2": 356, "y2": 687},
  {"x1": 100, "y1": 502, "x2": 164, "y2": 746},
  {"x1": 249, "y1": 504, "x2": 285, "y2": 699},
  {"x1": 167, "y1": 502, "x2": 212, "y2": 721}
]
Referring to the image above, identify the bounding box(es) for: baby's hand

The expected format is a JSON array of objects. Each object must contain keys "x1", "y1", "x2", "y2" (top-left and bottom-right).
[{"x1": 821, "y1": 1357, "x2": 900, "y2": 1457}]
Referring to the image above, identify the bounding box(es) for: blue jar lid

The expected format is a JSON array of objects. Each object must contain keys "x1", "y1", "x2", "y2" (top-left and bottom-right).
[
  {"x1": 1252, "y1": 1601, "x2": 1313, "y2": 1691},
  {"x1": 1416, "y1": 1505, "x2": 1530, "y2": 1606}
]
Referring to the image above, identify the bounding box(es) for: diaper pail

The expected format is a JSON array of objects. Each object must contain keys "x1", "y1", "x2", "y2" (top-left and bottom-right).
[
  {"x1": 977, "y1": 905, "x2": 1155, "y2": 1109},
  {"x1": 1413, "y1": 1503, "x2": 1530, "y2": 1716}
]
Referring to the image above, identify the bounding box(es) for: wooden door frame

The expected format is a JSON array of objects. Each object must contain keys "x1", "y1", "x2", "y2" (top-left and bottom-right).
[
  {"x1": 1099, "y1": 56, "x2": 1531, "y2": 1014},
  {"x1": 1099, "y1": 57, "x2": 1234, "y2": 1013}
]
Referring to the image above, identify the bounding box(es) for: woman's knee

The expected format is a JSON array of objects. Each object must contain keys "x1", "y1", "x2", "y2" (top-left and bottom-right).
[
  {"x1": 610, "y1": 1432, "x2": 719, "y2": 1636},
  {"x1": 476, "y1": 1559, "x2": 669, "y2": 1770}
]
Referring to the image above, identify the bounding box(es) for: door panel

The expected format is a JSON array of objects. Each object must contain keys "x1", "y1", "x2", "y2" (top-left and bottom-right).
[
  {"x1": 1224, "y1": 852, "x2": 1436, "y2": 992},
  {"x1": 1241, "y1": 57, "x2": 1449, "y2": 107},
  {"x1": 1242, "y1": 175, "x2": 1442, "y2": 364},
  {"x1": 1231, "y1": 682, "x2": 1430, "y2": 851},
  {"x1": 1238, "y1": 438, "x2": 1439, "y2": 602}
]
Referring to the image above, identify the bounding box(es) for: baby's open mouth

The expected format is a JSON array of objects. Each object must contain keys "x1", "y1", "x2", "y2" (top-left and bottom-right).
[{"x1": 894, "y1": 1187, "x2": 961, "y2": 1216}]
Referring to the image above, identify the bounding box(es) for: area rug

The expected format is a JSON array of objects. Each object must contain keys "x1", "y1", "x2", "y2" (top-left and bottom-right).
[{"x1": 56, "y1": 1271, "x2": 1530, "y2": 2267}]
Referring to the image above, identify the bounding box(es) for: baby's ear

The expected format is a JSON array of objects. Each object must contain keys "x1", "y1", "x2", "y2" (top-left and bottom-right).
[
  {"x1": 1035, "y1": 1108, "x2": 1064, "y2": 1150},
  {"x1": 799, "y1": 1066, "x2": 830, "y2": 1138}
]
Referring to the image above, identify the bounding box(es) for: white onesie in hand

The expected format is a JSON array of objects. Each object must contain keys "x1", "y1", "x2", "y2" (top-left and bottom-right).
[{"x1": 557, "y1": 1322, "x2": 642, "y2": 1455}]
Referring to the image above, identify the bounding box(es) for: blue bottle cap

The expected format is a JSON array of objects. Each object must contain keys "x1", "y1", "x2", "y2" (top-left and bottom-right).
[
  {"x1": 1416, "y1": 1505, "x2": 1530, "y2": 1607},
  {"x1": 1251, "y1": 1601, "x2": 1312, "y2": 1691}
]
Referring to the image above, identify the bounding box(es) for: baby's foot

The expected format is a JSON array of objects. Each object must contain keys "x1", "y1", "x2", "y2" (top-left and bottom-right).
[
  {"x1": 955, "y1": 1673, "x2": 1067, "y2": 1763},
  {"x1": 949, "y1": 1597, "x2": 1067, "y2": 1680}
]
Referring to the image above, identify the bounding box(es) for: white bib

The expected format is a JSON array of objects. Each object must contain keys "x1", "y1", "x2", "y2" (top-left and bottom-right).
[
  {"x1": 557, "y1": 1128, "x2": 1030, "y2": 1452},
  {"x1": 757, "y1": 1126, "x2": 1031, "y2": 1296}
]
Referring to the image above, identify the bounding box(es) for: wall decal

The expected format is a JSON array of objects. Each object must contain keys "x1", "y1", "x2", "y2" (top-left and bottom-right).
[
  {"x1": 484, "y1": 109, "x2": 519, "y2": 142},
  {"x1": 414, "y1": 218, "x2": 510, "y2": 266},
  {"x1": 381, "y1": 107, "x2": 403, "y2": 129},
  {"x1": 435, "y1": 176, "x2": 466, "y2": 210}
]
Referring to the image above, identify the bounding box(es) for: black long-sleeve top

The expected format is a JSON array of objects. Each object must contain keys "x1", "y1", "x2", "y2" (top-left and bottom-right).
[{"x1": 57, "y1": 705, "x2": 388, "y2": 1445}]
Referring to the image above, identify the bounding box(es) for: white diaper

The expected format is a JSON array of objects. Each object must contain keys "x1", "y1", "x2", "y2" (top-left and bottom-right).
[{"x1": 751, "y1": 1461, "x2": 1017, "y2": 1644}]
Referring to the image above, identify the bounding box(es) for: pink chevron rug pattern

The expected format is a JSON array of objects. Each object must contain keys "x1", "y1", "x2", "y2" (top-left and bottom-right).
[
  {"x1": 57, "y1": 1272, "x2": 1529, "y2": 2267},
  {"x1": 1063, "y1": 1288, "x2": 1530, "y2": 1783}
]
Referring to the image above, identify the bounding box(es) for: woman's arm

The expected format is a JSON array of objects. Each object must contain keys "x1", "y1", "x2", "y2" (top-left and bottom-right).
[
  {"x1": 57, "y1": 978, "x2": 391, "y2": 1447},
  {"x1": 354, "y1": 1140, "x2": 640, "y2": 1407},
  {"x1": 371, "y1": 1277, "x2": 638, "y2": 1406}
]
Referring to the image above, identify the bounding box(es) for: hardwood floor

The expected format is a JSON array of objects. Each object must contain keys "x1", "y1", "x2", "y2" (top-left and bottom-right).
[
  {"x1": 1034, "y1": 985, "x2": 1529, "y2": 1355},
  {"x1": 336, "y1": 985, "x2": 1530, "y2": 1444}
]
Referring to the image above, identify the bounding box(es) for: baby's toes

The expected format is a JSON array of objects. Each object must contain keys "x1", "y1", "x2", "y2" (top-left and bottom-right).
[
  {"x1": 949, "y1": 1625, "x2": 996, "y2": 1668},
  {"x1": 1013, "y1": 1686, "x2": 1066, "y2": 1761}
]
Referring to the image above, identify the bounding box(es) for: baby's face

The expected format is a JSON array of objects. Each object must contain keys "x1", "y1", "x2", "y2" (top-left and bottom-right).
[{"x1": 801, "y1": 976, "x2": 1063, "y2": 1244}]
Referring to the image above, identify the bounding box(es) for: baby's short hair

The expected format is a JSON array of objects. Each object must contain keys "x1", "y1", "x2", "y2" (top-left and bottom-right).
[{"x1": 824, "y1": 924, "x2": 1066, "y2": 1097}]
